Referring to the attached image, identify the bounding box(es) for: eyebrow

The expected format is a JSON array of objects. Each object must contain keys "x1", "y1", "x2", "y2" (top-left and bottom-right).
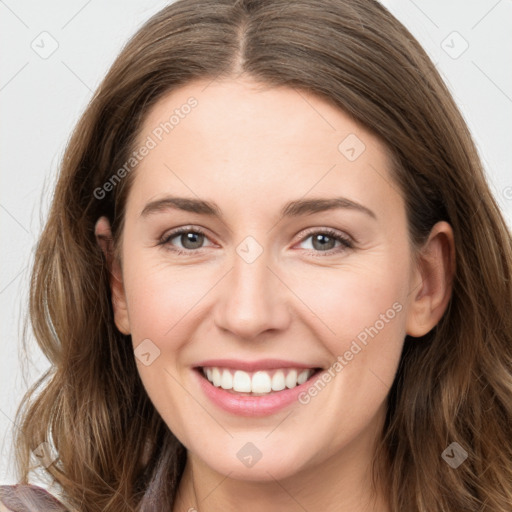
[{"x1": 140, "y1": 195, "x2": 377, "y2": 220}]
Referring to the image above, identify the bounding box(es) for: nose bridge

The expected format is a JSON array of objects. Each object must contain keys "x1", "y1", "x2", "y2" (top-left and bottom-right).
[{"x1": 214, "y1": 237, "x2": 290, "y2": 339}]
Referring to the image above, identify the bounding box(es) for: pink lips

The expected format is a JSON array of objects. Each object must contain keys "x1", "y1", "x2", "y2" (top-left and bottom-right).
[
  {"x1": 193, "y1": 360, "x2": 322, "y2": 417},
  {"x1": 193, "y1": 358, "x2": 320, "y2": 372}
]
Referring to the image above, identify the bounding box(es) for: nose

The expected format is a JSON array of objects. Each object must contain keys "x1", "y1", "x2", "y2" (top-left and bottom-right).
[{"x1": 214, "y1": 244, "x2": 291, "y2": 340}]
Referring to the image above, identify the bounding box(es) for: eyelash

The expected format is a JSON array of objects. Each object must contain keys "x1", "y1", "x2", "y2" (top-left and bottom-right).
[{"x1": 158, "y1": 226, "x2": 354, "y2": 257}]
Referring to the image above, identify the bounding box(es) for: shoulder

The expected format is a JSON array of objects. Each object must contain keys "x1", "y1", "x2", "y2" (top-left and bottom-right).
[{"x1": 0, "y1": 484, "x2": 69, "y2": 512}]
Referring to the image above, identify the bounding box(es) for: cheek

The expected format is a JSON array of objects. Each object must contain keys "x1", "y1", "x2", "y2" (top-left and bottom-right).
[
  {"x1": 123, "y1": 242, "x2": 410, "y2": 359},
  {"x1": 121, "y1": 260, "x2": 214, "y2": 438},
  {"x1": 284, "y1": 256, "x2": 409, "y2": 402},
  {"x1": 285, "y1": 259, "x2": 408, "y2": 342},
  {"x1": 123, "y1": 256, "x2": 215, "y2": 344}
]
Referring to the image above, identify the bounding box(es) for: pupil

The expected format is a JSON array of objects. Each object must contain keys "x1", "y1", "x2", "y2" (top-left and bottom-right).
[
  {"x1": 182, "y1": 232, "x2": 203, "y2": 249},
  {"x1": 313, "y1": 234, "x2": 334, "y2": 251}
]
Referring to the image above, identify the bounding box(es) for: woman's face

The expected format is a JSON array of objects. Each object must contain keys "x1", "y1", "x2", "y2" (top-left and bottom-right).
[{"x1": 101, "y1": 77, "x2": 442, "y2": 482}]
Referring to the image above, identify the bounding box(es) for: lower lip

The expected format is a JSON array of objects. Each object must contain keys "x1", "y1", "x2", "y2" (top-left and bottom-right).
[{"x1": 193, "y1": 368, "x2": 321, "y2": 417}]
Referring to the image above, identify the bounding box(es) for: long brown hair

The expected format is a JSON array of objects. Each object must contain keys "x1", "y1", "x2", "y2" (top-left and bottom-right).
[{"x1": 14, "y1": 0, "x2": 512, "y2": 510}]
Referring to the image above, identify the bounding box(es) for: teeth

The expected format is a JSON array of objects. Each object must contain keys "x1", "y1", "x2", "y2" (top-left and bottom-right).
[
  {"x1": 212, "y1": 367, "x2": 222, "y2": 387},
  {"x1": 202, "y1": 367, "x2": 316, "y2": 394},
  {"x1": 297, "y1": 370, "x2": 309, "y2": 385},
  {"x1": 233, "y1": 370, "x2": 252, "y2": 392},
  {"x1": 285, "y1": 369, "x2": 298, "y2": 389},
  {"x1": 271, "y1": 370, "x2": 286, "y2": 391},
  {"x1": 220, "y1": 369, "x2": 233, "y2": 390},
  {"x1": 252, "y1": 371, "x2": 272, "y2": 393}
]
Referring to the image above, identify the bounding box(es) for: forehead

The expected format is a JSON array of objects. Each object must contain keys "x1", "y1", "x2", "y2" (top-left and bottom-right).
[{"x1": 128, "y1": 77, "x2": 400, "y2": 220}]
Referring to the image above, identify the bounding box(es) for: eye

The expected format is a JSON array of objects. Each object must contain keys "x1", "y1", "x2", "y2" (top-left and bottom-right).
[
  {"x1": 158, "y1": 226, "x2": 354, "y2": 256},
  {"x1": 296, "y1": 228, "x2": 353, "y2": 255},
  {"x1": 158, "y1": 226, "x2": 214, "y2": 254}
]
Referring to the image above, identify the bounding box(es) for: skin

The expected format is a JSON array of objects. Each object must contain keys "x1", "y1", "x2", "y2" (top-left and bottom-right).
[{"x1": 95, "y1": 77, "x2": 455, "y2": 512}]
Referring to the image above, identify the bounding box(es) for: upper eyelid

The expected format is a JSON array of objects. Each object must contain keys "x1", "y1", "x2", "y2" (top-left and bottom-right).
[{"x1": 161, "y1": 225, "x2": 213, "y2": 244}]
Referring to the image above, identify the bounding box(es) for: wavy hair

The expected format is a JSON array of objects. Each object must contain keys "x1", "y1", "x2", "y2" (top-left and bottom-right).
[{"x1": 14, "y1": 0, "x2": 512, "y2": 510}]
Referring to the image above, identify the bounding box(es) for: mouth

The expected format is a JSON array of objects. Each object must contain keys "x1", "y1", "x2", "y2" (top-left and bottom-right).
[{"x1": 194, "y1": 366, "x2": 323, "y2": 396}]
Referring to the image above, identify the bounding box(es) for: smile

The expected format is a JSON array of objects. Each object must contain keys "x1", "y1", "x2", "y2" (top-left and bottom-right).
[
  {"x1": 200, "y1": 366, "x2": 321, "y2": 395},
  {"x1": 193, "y1": 363, "x2": 324, "y2": 417}
]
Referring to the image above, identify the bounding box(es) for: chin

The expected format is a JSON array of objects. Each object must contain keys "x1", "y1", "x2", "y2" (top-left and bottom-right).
[{"x1": 194, "y1": 443, "x2": 312, "y2": 481}]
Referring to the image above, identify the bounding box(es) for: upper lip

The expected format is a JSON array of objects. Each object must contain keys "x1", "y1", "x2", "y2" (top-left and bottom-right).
[{"x1": 194, "y1": 358, "x2": 323, "y2": 372}]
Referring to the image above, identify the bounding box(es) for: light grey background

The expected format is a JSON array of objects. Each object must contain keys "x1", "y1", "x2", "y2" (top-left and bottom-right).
[{"x1": 1, "y1": 0, "x2": 511, "y2": 486}]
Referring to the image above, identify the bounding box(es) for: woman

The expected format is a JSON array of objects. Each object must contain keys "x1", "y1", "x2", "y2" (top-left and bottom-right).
[{"x1": 2, "y1": 0, "x2": 511, "y2": 511}]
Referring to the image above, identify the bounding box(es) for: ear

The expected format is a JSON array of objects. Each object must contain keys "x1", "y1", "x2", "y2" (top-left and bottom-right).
[
  {"x1": 405, "y1": 221, "x2": 456, "y2": 337},
  {"x1": 95, "y1": 216, "x2": 131, "y2": 335}
]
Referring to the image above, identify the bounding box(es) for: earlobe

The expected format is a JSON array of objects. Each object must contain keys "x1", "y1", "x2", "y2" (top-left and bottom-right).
[
  {"x1": 405, "y1": 221, "x2": 456, "y2": 337},
  {"x1": 94, "y1": 216, "x2": 131, "y2": 335}
]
